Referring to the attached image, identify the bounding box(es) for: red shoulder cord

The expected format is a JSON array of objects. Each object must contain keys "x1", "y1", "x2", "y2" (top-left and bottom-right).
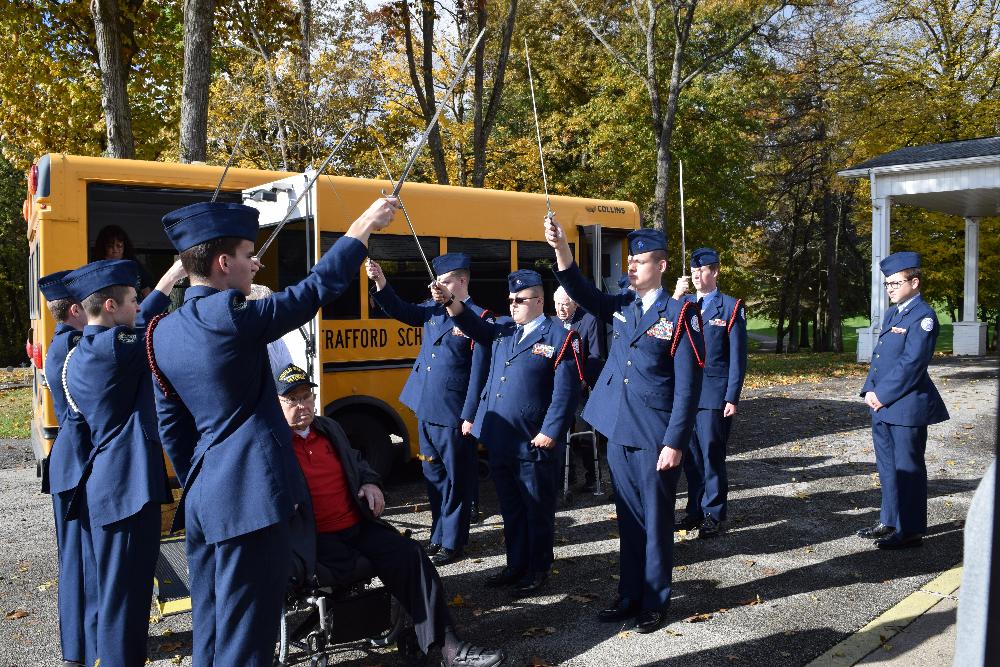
[
  {"x1": 727, "y1": 298, "x2": 744, "y2": 334},
  {"x1": 553, "y1": 329, "x2": 585, "y2": 383},
  {"x1": 470, "y1": 309, "x2": 494, "y2": 351},
  {"x1": 670, "y1": 301, "x2": 705, "y2": 368},
  {"x1": 145, "y1": 313, "x2": 178, "y2": 400}
]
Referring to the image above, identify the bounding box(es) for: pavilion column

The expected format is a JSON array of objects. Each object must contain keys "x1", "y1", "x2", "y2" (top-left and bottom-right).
[
  {"x1": 857, "y1": 187, "x2": 890, "y2": 362},
  {"x1": 953, "y1": 216, "x2": 987, "y2": 355}
]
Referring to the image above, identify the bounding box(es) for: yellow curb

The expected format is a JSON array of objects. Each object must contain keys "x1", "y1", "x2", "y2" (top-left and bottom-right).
[{"x1": 806, "y1": 565, "x2": 962, "y2": 667}]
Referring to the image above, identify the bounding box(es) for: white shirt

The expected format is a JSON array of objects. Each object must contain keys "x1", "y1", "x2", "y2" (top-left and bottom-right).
[
  {"x1": 896, "y1": 293, "x2": 920, "y2": 313},
  {"x1": 293, "y1": 426, "x2": 310, "y2": 439},
  {"x1": 696, "y1": 288, "x2": 719, "y2": 314},
  {"x1": 518, "y1": 314, "x2": 547, "y2": 342},
  {"x1": 636, "y1": 287, "x2": 663, "y2": 315}
]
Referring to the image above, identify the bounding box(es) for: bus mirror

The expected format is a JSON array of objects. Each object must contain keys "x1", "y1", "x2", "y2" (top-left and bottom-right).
[{"x1": 245, "y1": 189, "x2": 278, "y2": 203}]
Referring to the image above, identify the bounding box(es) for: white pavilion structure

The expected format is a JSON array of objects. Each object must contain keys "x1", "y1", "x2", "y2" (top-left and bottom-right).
[{"x1": 839, "y1": 136, "x2": 998, "y2": 362}]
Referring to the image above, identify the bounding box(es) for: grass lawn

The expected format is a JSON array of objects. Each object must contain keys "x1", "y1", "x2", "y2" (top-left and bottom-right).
[
  {"x1": 748, "y1": 311, "x2": 956, "y2": 356},
  {"x1": 744, "y1": 352, "x2": 867, "y2": 390},
  {"x1": 0, "y1": 387, "x2": 32, "y2": 438}
]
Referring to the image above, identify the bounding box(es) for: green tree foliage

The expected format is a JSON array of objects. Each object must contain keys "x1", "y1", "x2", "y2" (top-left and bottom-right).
[{"x1": 0, "y1": 157, "x2": 30, "y2": 365}]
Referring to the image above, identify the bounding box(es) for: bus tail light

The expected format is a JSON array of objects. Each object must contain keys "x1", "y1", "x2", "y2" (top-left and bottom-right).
[
  {"x1": 25, "y1": 340, "x2": 32, "y2": 363},
  {"x1": 27, "y1": 164, "x2": 38, "y2": 196},
  {"x1": 22, "y1": 199, "x2": 30, "y2": 223},
  {"x1": 32, "y1": 343, "x2": 42, "y2": 370}
]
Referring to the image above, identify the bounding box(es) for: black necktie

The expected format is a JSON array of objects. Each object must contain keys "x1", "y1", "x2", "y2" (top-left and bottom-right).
[
  {"x1": 635, "y1": 300, "x2": 644, "y2": 318},
  {"x1": 697, "y1": 296, "x2": 704, "y2": 312}
]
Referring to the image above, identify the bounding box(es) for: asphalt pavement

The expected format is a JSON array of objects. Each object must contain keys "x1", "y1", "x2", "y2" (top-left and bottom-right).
[{"x1": 0, "y1": 356, "x2": 995, "y2": 666}]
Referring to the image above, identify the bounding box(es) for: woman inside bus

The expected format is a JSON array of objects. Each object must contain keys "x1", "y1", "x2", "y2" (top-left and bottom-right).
[{"x1": 93, "y1": 225, "x2": 154, "y2": 299}]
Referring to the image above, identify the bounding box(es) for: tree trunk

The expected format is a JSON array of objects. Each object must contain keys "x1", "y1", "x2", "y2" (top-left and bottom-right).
[
  {"x1": 91, "y1": 0, "x2": 136, "y2": 158},
  {"x1": 402, "y1": 0, "x2": 450, "y2": 184},
  {"x1": 471, "y1": 0, "x2": 517, "y2": 188},
  {"x1": 179, "y1": 0, "x2": 215, "y2": 163}
]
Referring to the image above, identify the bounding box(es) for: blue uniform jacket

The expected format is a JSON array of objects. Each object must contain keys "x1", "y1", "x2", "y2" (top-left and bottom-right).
[
  {"x1": 554, "y1": 263, "x2": 705, "y2": 450},
  {"x1": 370, "y1": 285, "x2": 491, "y2": 425},
  {"x1": 44, "y1": 323, "x2": 91, "y2": 496},
  {"x1": 64, "y1": 290, "x2": 172, "y2": 526},
  {"x1": 454, "y1": 309, "x2": 580, "y2": 460},
  {"x1": 860, "y1": 295, "x2": 949, "y2": 427},
  {"x1": 150, "y1": 236, "x2": 368, "y2": 544},
  {"x1": 683, "y1": 292, "x2": 747, "y2": 408},
  {"x1": 564, "y1": 309, "x2": 605, "y2": 388}
]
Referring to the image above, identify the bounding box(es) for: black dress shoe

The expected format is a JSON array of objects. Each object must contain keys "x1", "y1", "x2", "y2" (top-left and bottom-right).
[
  {"x1": 875, "y1": 533, "x2": 923, "y2": 550},
  {"x1": 633, "y1": 610, "x2": 666, "y2": 633},
  {"x1": 597, "y1": 598, "x2": 638, "y2": 622},
  {"x1": 484, "y1": 567, "x2": 525, "y2": 588},
  {"x1": 444, "y1": 641, "x2": 506, "y2": 667},
  {"x1": 698, "y1": 516, "x2": 722, "y2": 538},
  {"x1": 674, "y1": 514, "x2": 703, "y2": 532},
  {"x1": 857, "y1": 523, "x2": 895, "y2": 539},
  {"x1": 426, "y1": 542, "x2": 442, "y2": 556},
  {"x1": 62, "y1": 662, "x2": 85, "y2": 667},
  {"x1": 510, "y1": 571, "x2": 548, "y2": 596},
  {"x1": 431, "y1": 547, "x2": 464, "y2": 566}
]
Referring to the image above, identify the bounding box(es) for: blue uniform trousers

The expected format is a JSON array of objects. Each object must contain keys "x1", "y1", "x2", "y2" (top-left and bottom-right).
[
  {"x1": 186, "y1": 495, "x2": 291, "y2": 667},
  {"x1": 608, "y1": 442, "x2": 680, "y2": 612},
  {"x1": 419, "y1": 421, "x2": 477, "y2": 550},
  {"x1": 89, "y1": 501, "x2": 160, "y2": 667},
  {"x1": 872, "y1": 420, "x2": 928, "y2": 535},
  {"x1": 52, "y1": 490, "x2": 98, "y2": 666},
  {"x1": 489, "y1": 445, "x2": 562, "y2": 575},
  {"x1": 683, "y1": 409, "x2": 733, "y2": 522}
]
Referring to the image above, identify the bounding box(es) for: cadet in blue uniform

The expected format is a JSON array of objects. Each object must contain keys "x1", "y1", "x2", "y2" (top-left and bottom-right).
[
  {"x1": 62, "y1": 258, "x2": 185, "y2": 667},
  {"x1": 39, "y1": 270, "x2": 96, "y2": 667},
  {"x1": 545, "y1": 218, "x2": 704, "y2": 633},
  {"x1": 672, "y1": 247, "x2": 747, "y2": 537},
  {"x1": 553, "y1": 286, "x2": 606, "y2": 491},
  {"x1": 858, "y1": 251, "x2": 949, "y2": 550},
  {"x1": 430, "y1": 270, "x2": 581, "y2": 595},
  {"x1": 367, "y1": 253, "x2": 491, "y2": 565},
  {"x1": 148, "y1": 198, "x2": 396, "y2": 665}
]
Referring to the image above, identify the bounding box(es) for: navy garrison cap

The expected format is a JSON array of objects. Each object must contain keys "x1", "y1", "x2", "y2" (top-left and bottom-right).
[
  {"x1": 690, "y1": 247, "x2": 720, "y2": 268},
  {"x1": 508, "y1": 269, "x2": 543, "y2": 293},
  {"x1": 162, "y1": 202, "x2": 260, "y2": 253},
  {"x1": 38, "y1": 270, "x2": 73, "y2": 301},
  {"x1": 432, "y1": 252, "x2": 471, "y2": 277},
  {"x1": 64, "y1": 260, "x2": 138, "y2": 302},
  {"x1": 627, "y1": 229, "x2": 666, "y2": 255},
  {"x1": 880, "y1": 251, "x2": 920, "y2": 277},
  {"x1": 275, "y1": 363, "x2": 317, "y2": 396}
]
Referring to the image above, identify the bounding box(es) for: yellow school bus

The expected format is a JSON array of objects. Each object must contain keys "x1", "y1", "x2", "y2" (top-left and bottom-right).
[
  {"x1": 26, "y1": 153, "x2": 639, "y2": 479},
  {"x1": 24, "y1": 153, "x2": 638, "y2": 611}
]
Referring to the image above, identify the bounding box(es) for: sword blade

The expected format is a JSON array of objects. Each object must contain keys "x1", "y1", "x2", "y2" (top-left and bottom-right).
[
  {"x1": 391, "y1": 27, "x2": 487, "y2": 197},
  {"x1": 524, "y1": 38, "x2": 552, "y2": 217},
  {"x1": 211, "y1": 118, "x2": 251, "y2": 202},
  {"x1": 679, "y1": 159, "x2": 687, "y2": 277},
  {"x1": 255, "y1": 123, "x2": 357, "y2": 259},
  {"x1": 376, "y1": 144, "x2": 435, "y2": 282}
]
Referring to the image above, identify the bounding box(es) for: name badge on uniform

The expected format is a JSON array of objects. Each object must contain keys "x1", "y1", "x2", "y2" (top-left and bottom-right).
[
  {"x1": 117, "y1": 331, "x2": 137, "y2": 344},
  {"x1": 451, "y1": 326, "x2": 468, "y2": 337},
  {"x1": 890, "y1": 326, "x2": 907, "y2": 334},
  {"x1": 613, "y1": 311, "x2": 627, "y2": 323},
  {"x1": 645, "y1": 318, "x2": 673, "y2": 340},
  {"x1": 709, "y1": 318, "x2": 727, "y2": 327},
  {"x1": 532, "y1": 343, "x2": 555, "y2": 358}
]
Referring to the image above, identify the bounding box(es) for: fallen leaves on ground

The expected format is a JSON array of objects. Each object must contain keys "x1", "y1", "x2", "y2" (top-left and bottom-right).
[
  {"x1": 528, "y1": 657, "x2": 555, "y2": 666},
  {"x1": 5, "y1": 609, "x2": 30, "y2": 620},
  {"x1": 36, "y1": 579, "x2": 56, "y2": 592},
  {"x1": 568, "y1": 593, "x2": 598, "y2": 603},
  {"x1": 685, "y1": 613, "x2": 713, "y2": 623},
  {"x1": 448, "y1": 594, "x2": 465, "y2": 607}
]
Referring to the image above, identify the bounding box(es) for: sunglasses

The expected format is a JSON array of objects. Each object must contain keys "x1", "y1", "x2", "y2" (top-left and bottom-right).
[{"x1": 508, "y1": 296, "x2": 541, "y2": 305}]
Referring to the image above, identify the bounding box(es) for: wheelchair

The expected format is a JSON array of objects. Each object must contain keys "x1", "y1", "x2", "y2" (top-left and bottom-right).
[{"x1": 275, "y1": 540, "x2": 414, "y2": 666}]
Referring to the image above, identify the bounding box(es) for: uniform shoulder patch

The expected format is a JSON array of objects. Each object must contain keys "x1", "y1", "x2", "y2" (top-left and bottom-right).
[
  {"x1": 690, "y1": 314, "x2": 701, "y2": 333},
  {"x1": 920, "y1": 317, "x2": 934, "y2": 332},
  {"x1": 740, "y1": 306, "x2": 745, "y2": 320},
  {"x1": 571, "y1": 338, "x2": 581, "y2": 354},
  {"x1": 117, "y1": 330, "x2": 137, "y2": 344},
  {"x1": 232, "y1": 294, "x2": 248, "y2": 312}
]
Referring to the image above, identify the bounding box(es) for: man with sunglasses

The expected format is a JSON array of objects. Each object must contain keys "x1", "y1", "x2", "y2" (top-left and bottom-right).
[
  {"x1": 430, "y1": 270, "x2": 581, "y2": 596},
  {"x1": 367, "y1": 253, "x2": 491, "y2": 565},
  {"x1": 544, "y1": 219, "x2": 704, "y2": 634},
  {"x1": 858, "y1": 251, "x2": 949, "y2": 550}
]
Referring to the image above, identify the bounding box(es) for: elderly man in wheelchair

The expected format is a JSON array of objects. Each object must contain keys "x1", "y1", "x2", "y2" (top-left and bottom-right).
[{"x1": 275, "y1": 364, "x2": 505, "y2": 667}]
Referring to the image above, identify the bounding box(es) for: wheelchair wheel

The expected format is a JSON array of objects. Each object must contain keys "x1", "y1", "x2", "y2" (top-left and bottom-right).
[{"x1": 369, "y1": 594, "x2": 408, "y2": 647}]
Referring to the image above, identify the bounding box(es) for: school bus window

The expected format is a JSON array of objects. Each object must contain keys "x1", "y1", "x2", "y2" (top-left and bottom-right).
[
  {"x1": 367, "y1": 235, "x2": 439, "y2": 319},
  {"x1": 446, "y1": 238, "x2": 511, "y2": 314},
  {"x1": 320, "y1": 232, "x2": 361, "y2": 320},
  {"x1": 275, "y1": 226, "x2": 310, "y2": 289},
  {"x1": 517, "y1": 240, "x2": 574, "y2": 306}
]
